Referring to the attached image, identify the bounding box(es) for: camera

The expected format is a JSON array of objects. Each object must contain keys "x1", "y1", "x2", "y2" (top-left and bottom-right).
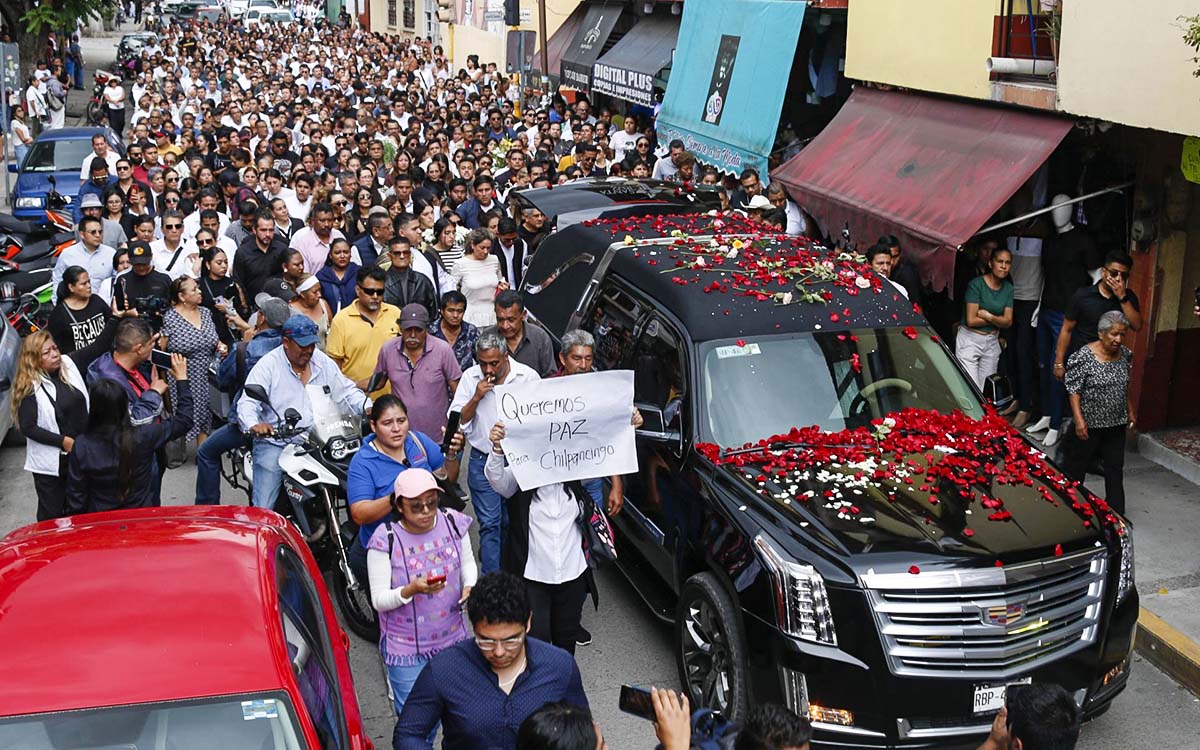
[{"x1": 135, "y1": 295, "x2": 170, "y2": 315}]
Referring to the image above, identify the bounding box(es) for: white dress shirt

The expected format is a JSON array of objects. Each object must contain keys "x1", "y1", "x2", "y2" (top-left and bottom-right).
[
  {"x1": 448, "y1": 360, "x2": 540, "y2": 454},
  {"x1": 151, "y1": 239, "x2": 197, "y2": 279},
  {"x1": 485, "y1": 451, "x2": 587, "y2": 585},
  {"x1": 237, "y1": 346, "x2": 369, "y2": 445}
]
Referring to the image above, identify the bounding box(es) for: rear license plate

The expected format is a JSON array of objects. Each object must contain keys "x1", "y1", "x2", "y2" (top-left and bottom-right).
[{"x1": 972, "y1": 678, "x2": 1031, "y2": 714}]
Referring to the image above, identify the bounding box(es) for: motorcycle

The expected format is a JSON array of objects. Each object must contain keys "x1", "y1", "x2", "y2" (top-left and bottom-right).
[
  {"x1": 0, "y1": 174, "x2": 75, "y2": 250},
  {"x1": 0, "y1": 278, "x2": 51, "y2": 336},
  {"x1": 228, "y1": 377, "x2": 383, "y2": 642},
  {"x1": 87, "y1": 70, "x2": 120, "y2": 126}
]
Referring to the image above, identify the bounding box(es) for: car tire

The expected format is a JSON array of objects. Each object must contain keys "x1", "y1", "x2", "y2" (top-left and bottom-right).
[{"x1": 675, "y1": 572, "x2": 750, "y2": 721}]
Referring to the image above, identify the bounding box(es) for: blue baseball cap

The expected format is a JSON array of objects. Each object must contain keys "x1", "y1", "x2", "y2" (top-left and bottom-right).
[{"x1": 282, "y1": 314, "x2": 320, "y2": 347}]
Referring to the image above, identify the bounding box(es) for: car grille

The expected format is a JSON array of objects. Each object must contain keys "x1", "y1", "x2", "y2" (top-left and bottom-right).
[{"x1": 862, "y1": 550, "x2": 1107, "y2": 679}]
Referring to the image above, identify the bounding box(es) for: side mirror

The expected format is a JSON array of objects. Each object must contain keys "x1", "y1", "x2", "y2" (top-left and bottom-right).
[
  {"x1": 283, "y1": 408, "x2": 301, "y2": 425},
  {"x1": 0, "y1": 377, "x2": 11, "y2": 392},
  {"x1": 243, "y1": 384, "x2": 270, "y2": 402},
  {"x1": 634, "y1": 401, "x2": 683, "y2": 449},
  {"x1": 366, "y1": 370, "x2": 387, "y2": 394},
  {"x1": 7, "y1": 163, "x2": 16, "y2": 174},
  {"x1": 47, "y1": 175, "x2": 56, "y2": 187}
]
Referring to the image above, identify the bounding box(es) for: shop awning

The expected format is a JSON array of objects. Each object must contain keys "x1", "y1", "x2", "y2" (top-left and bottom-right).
[
  {"x1": 773, "y1": 87, "x2": 1073, "y2": 292},
  {"x1": 533, "y1": 3, "x2": 585, "y2": 79},
  {"x1": 560, "y1": 1, "x2": 623, "y2": 92},
  {"x1": 655, "y1": 0, "x2": 807, "y2": 177},
  {"x1": 590, "y1": 14, "x2": 679, "y2": 107}
]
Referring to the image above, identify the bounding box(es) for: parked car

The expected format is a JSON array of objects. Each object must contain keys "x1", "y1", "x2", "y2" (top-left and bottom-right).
[
  {"x1": 116, "y1": 31, "x2": 158, "y2": 60},
  {"x1": 244, "y1": 5, "x2": 293, "y2": 28},
  {"x1": 507, "y1": 177, "x2": 724, "y2": 230},
  {"x1": 520, "y1": 207, "x2": 1138, "y2": 746},
  {"x1": 8, "y1": 126, "x2": 123, "y2": 221},
  {"x1": 197, "y1": 4, "x2": 231, "y2": 23},
  {"x1": 0, "y1": 506, "x2": 373, "y2": 750},
  {"x1": 168, "y1": 0, "x2": 207, "y2": 22}
]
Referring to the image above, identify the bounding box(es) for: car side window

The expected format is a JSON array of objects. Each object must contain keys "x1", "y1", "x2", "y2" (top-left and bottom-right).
[
  {"x1": 632, "y1": 317, "x2": 687, "y2": 430},
  {"x1": 585, "y1": 283, "x2": 642, "y2": 370},
  {"x1": 276, "y1": 546, "x2": 346, "y2": 750}
]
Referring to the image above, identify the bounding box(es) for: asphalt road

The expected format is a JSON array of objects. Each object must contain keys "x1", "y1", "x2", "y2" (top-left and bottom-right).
[{"x1": 1, "y1": 444, "x2": 1197, "y2": 749}]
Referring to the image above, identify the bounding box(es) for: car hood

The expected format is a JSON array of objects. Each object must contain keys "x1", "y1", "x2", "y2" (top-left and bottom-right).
[
  {"x1": 704, "y1": 412, "x2": 1114, "y2": 562},
  {"x1": 15, "y1": 171, "x2": 80, "y2": 200}
]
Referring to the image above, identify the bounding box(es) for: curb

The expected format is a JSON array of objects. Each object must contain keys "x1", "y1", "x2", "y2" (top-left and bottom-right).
[
  {"x1": 1135, "y1": 607, "x2": 1200, "y2": 698},
  {"x1": 1136, "y1": 433, "x2": 1200, "y2": 487}
]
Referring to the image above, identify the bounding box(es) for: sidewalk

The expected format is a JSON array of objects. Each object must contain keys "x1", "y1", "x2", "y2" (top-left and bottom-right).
[{"x1": 1124, "y1": 435, "x2": 1200, "y2": 697}]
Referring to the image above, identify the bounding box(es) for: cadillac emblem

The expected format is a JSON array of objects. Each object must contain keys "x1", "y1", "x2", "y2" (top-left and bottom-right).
[{"x1": 985, "y1": 602, "x2": 1025, "y2": 627}]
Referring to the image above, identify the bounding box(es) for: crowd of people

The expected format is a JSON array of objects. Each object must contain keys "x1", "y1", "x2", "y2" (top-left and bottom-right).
[{"x1": 2, "y1": 8, "x2": 1111, "y2": 750}]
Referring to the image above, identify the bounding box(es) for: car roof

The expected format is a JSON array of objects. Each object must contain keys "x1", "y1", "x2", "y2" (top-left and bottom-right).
[
  {"x1": 523, "y1": 212, "x2": 926, "y2": 342},
  {"x1": 31, "y1": 126, "x2": 111, "y2": 143},
  {"x1": 0, "y1": 506, "x2": 297, "y2": 717},
  {"x1": 510, "y1": 178, "x2": 724, "y2": 222}
]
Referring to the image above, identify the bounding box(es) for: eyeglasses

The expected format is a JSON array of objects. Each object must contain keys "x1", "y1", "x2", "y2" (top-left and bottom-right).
[
  {"x1": 391, "y1": 250, "x2": 411, "y2": 256},
  {"x1": 197, "y1": 238, "x2": 215, "y2": 246},
  {"x1": 474, "y1": 634, "x2": 525, "y2": 652},
  {"x1": 358, "y1": 286, "x2": 385, "y2": 296},
  {"x1": 164, "y1": 223, "x2": 183, "y2": 229},
  {"x1": 117, "y1": 165, "x2": 132, "y2": 171},
  {"x1": 1104, "y1": 268, "x2": 1130, "y2": 279},
  {"x1": 403, "y1": 498, "x2": 438, "y2": 513},
  {"x1": 83, "y1": 229, "x2": 102, "y2": 236}
]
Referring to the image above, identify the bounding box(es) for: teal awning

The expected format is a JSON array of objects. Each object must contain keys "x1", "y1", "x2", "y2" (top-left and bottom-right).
[{"x1": 656, "y1": 0, "x2": 806, "y2": 177}]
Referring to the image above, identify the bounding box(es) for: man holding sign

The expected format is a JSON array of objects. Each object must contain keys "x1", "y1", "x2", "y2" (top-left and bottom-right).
[{"x1": 449, "y1": 330, "x2": 541, "y2": 575}]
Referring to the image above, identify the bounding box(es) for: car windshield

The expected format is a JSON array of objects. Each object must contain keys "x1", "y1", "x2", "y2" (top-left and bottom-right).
[
  {"x1": 0, "y1": 693, "x2": 306, "y2": 750},
  {"x1": 22, "y1": 139, "x2": 96, "y2": 173},
  {"x1": 698, "y1": 328, "x2": 983, "y2": 447}
]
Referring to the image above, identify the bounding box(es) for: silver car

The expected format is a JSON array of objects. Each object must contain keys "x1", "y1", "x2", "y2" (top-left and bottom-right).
[{"x1": 0, "y1": 317, "x2": 21, "y2": 442}]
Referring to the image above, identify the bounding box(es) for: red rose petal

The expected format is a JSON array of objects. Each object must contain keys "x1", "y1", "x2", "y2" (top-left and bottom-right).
[
  {"x1": 909, "y1": 565, "x2": 920, "y2": 575},
  {"x1": 1054, "y1": 543, "x2": 1064, "y2": 557}
]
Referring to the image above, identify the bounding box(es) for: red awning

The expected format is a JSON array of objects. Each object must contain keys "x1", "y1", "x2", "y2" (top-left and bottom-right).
[{"x1": 774, "y1": 88, "x2": 1072, "y2": 292}]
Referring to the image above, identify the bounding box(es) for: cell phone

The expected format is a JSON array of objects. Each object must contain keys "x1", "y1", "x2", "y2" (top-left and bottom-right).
[
  {"x1": 618, "y1": 685, "x2": 656, "y2": 721},
  {"x1": 426, "y1": 573, "x2": 447, "y2": 585},
  {"x1": 150, "y1": 349, "x2": 173, "y2": 371},
  {"x1": 442, "y1": 411, "x2": 461, "y2": 454}
]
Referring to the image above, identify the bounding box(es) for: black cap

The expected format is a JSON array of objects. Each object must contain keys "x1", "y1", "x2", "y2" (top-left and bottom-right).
[
  {"x1": 128, "y1": 241, "x2": 153, "y2": 265},
  {"x1": 260, "y1": 277, "x2": 297, "y2": 302}
]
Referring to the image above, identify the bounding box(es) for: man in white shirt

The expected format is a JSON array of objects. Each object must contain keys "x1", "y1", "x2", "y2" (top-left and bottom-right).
[
  {"x1": 151, "y1": 210, "x2": 196, "y2": 280},
  {"x1": 767, "y1": 182, "x2": 807, "y2": 237},
  {"x1": 448, "y1": 330, "x2": 540, "y2": 575},
  {"x1": 283, "y1": 173, "x2": 315, "y2": 222},
  {"x1": 79, "y1": 134, "x2": 119, "y2": 180},
  {"x1": 52, "y1": 216, "x2": 116, "y2": 302},
  {"x1": 183, "y1": 191, "x2": 231, "y2": 241}
]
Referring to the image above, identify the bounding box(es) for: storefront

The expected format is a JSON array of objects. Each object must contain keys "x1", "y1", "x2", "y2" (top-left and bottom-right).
[
  {"x1": 655, "y1": 0, "x2": 807, "y2": 177},
  {"x1": 590, "y1": 13, "x2": 678, "y2": 108},
  {"x1": 558, "y1": 1, "x2": 626, "y2": 93},
  {"x1": 774, "y1": 87, "x2": 1073, "y2": 293}
]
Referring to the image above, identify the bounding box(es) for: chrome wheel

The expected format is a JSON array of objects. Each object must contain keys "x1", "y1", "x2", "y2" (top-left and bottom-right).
[{"x1": 681, "y1": 597, "x2": 734, "y2": 713}]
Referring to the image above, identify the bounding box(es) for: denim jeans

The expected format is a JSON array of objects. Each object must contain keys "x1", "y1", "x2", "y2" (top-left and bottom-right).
[
  {"x1": 1036, "y1": 309, "x2": 1068, "y2": 430},
  {"x1": 251, "y1": 440, "x2": 285, "y2": 510},
  {"x1": 468, "y1": 448, "x2": 506, "y2": 574},
  {"x1": 195, "y1": 422, "x2": 246, "y2": 505},
  {"x1": 385, "y1": 657, "x2": 433, "y2": 719}
]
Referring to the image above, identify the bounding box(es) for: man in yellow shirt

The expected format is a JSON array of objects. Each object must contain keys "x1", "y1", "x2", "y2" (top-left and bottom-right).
[{"x1": 326, "y1": 266, "x2": 400, "y2": 393}]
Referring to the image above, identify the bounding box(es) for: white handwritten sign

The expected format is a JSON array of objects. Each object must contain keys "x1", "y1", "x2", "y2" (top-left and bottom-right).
[{"x1": 495, "y1": 370, "x2": 637, "y2": 491}]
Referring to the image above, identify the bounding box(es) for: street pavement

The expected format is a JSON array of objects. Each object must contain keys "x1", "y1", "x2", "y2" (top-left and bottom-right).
[{"x1": 0, "y1": 442, "x2": 1198, "y2": 749}]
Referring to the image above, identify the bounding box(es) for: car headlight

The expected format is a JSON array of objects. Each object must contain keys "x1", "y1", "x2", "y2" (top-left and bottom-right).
[
  {"x1": 1116, "y1": 518, "x2": 1135, "y2": 605},
  {"x1": 754, "y1": 534, "x2": 837, "y2": 646},
  {"x1": 15, "y1": 197, "x2": 44, "y2": 208}
]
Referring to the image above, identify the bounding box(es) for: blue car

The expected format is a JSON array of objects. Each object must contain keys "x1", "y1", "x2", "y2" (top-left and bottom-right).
[{"x1": 8, "y1": 126, "x2": 123, "y2": 221}]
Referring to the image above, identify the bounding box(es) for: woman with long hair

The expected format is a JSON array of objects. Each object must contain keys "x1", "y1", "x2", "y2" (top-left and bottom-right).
[
  {"x1": 161, "y1": 276, "x2": 224, "y2": 449},
  {"x1": 345, "y1": 186, "x2": 377, "y2": 244},
  {"x1": 11, "y1": 331, "x2": 93, "y2": 520},
  {"x1": 97, "y1": 248, "x2": 131, "y2": 306},
  {"x1": 450, "y1": 229, "x2": 506, "y2": 328},
  {"x1": 102, "y1": 186, "x2": 127, "y2": 226},
  {"x1": 47, "y1": 266, "x2": 129, "y2": 356},
  {"x1": 178, "y1": 176, "x2": 200, "y2": 214},
  {"x1": 196, "y1": 241, "x2": 249, "y2": 345},
  {"x1": 64, "y1": 355, "x2": 193, "y2": 514},
  {"x1": 290, "y1": 273, "x2": 333, "y2": 350},
  {"x1": 427, "y1": 216, "x2": 460, "y2": 278},
  {"x1": 120, "y1": 184, "x2": 153, "y2": 240}
]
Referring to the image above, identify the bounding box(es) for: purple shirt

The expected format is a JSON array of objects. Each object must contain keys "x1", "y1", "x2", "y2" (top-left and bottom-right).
[{"x1": 375, "y1": 335, "x2": 462, "y2": 439}]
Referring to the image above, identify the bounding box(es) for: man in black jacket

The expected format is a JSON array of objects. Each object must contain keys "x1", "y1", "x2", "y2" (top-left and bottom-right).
[
  {"x1": 113, "y1": 242, "x2": 172, "y2": 330},
  {"x1": 382, "y1": 236, "x2": 437, "y2": 318},
  {"x1": 234, "y1": 211, "x2": 288, "y2": 302}
]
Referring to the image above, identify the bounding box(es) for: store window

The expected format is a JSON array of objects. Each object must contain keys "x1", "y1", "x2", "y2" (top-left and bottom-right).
[
  {"x1": 404, "y1": 0, "x2": 415, "y2": 28},
  {"x1": 387, "y1": 0, "x2": 397, "y2": 27}
]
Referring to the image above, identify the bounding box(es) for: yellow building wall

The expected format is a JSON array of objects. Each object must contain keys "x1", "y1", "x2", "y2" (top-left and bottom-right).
[
  {"x1": 846, "y1": 0, "x2": 1001, "y2": 101},
  {"x1": 1057, "y1": 0, "x2": 1200, "y2": 137},
  {"x1": 368, "y1": 0, "x2": 428, "y2": 35},
  {"x1": 443, "y1": 0, "x2": 579, "y2": 71}
]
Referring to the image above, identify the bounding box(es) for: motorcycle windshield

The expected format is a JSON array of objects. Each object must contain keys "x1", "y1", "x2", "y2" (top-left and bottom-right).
[{"x1": 305, "y1": 384, "x2": 361, "y2": 444}]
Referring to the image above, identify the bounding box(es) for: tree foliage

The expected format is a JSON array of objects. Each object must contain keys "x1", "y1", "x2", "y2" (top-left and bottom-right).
[
  {"x1": 0, "y1": 0, "x2": 110, "y2": 76},
  {"x1": 1184, "y1": 14, "x2": 1200, "y2": 78}
]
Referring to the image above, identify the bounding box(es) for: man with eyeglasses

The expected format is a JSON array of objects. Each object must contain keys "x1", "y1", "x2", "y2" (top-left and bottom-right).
[
  {"x1": 151, "y1": 210, "x2": 195, "y2": 280},
  {"x1": 75, "y1": 160, "x2": 116, "y2": 224},
  {"x1": 1054, "y1": 251, "x2": 1142, "y2": 383},
  {"x1": 52, "y1": 216, "x2": 116, "y2": 302},
  {"x1": 381, "y1": 237, "x2": 437, "y2": 317},
  {"x1": 78, "y1": 193, "x2": 127, "y2": 251},
  {"x1": 395, "y1": 571, "x2": 587, "y2": 750},
  {"x1": 327, "y1": 266, "x2": 402, "y2": 391}
]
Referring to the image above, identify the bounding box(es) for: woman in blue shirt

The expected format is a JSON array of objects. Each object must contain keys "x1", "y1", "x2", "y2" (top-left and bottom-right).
[{"x1": 346, "y1": 395, "x2": 463, "y2": 614}]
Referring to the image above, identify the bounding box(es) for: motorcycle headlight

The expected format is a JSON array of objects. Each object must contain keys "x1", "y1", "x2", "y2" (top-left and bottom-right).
[
  {"x1": 15, "y1": 197, "x2": 44, "y2": 208},
  {"x1": 327, "y1": 437, "x2": 348, "y2": 461},
  {"x1": 1116, "y1": 518, "x2": 1135, "y2": 605},
  {"x1": 754, "y1": 535, "x2": 837, "y2": 646}
]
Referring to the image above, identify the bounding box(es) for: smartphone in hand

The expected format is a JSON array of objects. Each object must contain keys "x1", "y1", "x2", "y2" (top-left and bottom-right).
[
  {"x1": 619, "y1": 685, "x2": 656, "y2": 721},
  {"x1": 150, "y1": 349, "x2": 173, "y2": 371},
  {"x1": 426, "y1": 573, "x2": 448, "y2": 585}
]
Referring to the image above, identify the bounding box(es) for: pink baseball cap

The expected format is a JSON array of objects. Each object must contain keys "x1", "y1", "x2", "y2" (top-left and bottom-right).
[{"x1": 393, "y1": 468, "x2": 439, "y2": 499}]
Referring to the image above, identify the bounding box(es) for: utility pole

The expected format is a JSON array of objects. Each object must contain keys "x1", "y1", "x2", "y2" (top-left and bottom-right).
[{"x1": 538, "y1": 0, "x2": 548, "y2": 82}]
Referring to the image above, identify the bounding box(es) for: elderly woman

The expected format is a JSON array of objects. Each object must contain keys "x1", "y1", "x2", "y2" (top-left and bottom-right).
[{"x1": 1063, "y1": 310, "x2": 1134, "y2": 514}]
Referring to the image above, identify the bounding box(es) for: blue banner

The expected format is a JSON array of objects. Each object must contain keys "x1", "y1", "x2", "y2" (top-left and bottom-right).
[{"x1": 656, "y1": 0, "x2": 806, "y2": 177}]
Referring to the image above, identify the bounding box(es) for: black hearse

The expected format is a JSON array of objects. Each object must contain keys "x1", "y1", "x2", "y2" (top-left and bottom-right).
[{"x1": 520, "y1": 210, "x2": 1136, "y2": 748}]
